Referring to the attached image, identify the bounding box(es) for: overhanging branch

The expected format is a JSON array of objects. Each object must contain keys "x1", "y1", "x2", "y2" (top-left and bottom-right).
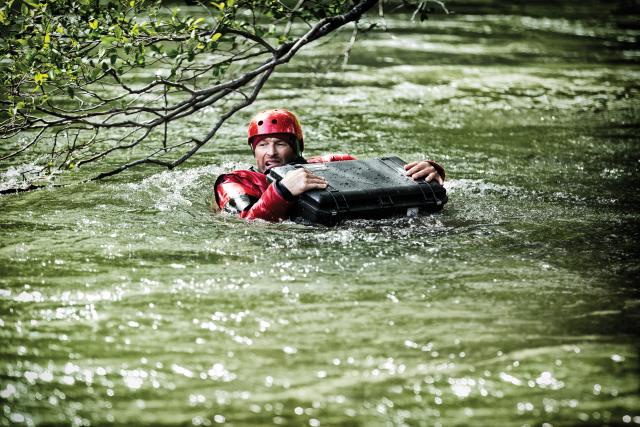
[{"x1": 0, "y1": 0, "x2": 390, "y2": 193}]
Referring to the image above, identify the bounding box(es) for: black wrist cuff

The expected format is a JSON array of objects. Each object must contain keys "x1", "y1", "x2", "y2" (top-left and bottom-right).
[{"x1": 275, "y1": 180, "x2": 297, "y2": 202}]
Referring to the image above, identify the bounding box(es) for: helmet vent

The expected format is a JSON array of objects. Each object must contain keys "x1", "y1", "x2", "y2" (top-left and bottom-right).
[
  {"x1": 257, "y1": 120, "x2": 263, "y2": 125},
  {"x1": 272, "y1": 119, "x2": 277, "y2": 124}
]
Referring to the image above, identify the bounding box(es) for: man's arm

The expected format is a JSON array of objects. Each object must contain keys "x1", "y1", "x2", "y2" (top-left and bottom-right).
[
  {"x1": 215, "y1": 173, "x2": 295, "y2": 222},
  {"x1": 214, "y1": 169, "x2": 328, "y2": 222}
]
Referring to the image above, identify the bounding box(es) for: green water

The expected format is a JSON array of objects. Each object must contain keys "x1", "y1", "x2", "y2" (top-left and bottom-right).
[{"x1": 1, "y1": 3, "x2": 640, "y2": 426}]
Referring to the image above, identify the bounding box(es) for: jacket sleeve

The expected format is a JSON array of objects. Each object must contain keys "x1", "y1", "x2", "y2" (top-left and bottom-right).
[
  {"x1": 307, "y1": 153, "x2": 357, "y2": 163},
  {"x1": 215, "y1": 173, "x2": 295, "y2": 222}
]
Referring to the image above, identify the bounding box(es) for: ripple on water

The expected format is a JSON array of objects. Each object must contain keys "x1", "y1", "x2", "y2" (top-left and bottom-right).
[
  {"x1": 446, "y1": 178, "x2": 525, "y2": 198},
  {"x1": 115, "y1": 163, "x2": 242, "y2": 212}
]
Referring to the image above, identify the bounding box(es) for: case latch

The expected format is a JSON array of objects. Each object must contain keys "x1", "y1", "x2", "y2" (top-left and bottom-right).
[{"x1": 326, "y1": 186, "x2": 350, "y2": 213}]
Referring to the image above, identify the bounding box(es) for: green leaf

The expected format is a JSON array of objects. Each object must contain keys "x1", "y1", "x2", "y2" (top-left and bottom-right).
[
  {"x1": 101, "y1": 36, "x2": 117, "y2": 45},
  {"x1": 42, "y1": 32, "x2": 50, "y2": 49},
  {"x1": 191, "y1": 17, "x2": 205, "y2": 29},
  {"x1": 34, "y1": 72, "x2": 48, "y2": 86},
  {"x1": 0, "y1": 9, "x2": 7, "y2": 26},
  {"x1": 89, "y1": 19, "x2": 98, "y2": 30}
]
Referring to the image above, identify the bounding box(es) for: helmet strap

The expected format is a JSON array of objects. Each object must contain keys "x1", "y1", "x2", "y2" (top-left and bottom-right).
[{"x1": 291, "y1": 138, "x2": 302, "y2": 156}]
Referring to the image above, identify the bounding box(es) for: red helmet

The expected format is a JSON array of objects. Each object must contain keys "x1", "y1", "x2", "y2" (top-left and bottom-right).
[{"x1": 247, "y1": 109, "x2": 304, "y2": 152}]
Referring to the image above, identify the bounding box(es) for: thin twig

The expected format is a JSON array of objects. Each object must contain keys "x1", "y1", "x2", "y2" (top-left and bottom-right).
[
  {"x1": 343, "y1": 22, "x2": 359, "y2": 67},
  {"x1": 0, "y1": 127, "x2": 46, "y2": 160}
]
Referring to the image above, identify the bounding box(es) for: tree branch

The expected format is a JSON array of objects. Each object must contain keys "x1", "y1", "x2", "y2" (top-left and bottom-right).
[{"x1": 1, "y1": 0, "x2": 384, "y2": 192}]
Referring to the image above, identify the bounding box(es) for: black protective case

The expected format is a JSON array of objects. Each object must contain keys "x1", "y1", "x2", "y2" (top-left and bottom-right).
[{"x1": 267, "y1": 157, "x2": 447, "y2": 226}]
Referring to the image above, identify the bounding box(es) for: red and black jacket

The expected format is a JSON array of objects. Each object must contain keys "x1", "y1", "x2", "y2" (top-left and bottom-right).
[{"x1": 214, "y1": 154, "x2": 445, "y2": 222}]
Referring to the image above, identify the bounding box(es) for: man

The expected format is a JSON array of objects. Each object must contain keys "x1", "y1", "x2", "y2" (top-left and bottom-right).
[{"x1": 214, "y1": 108, "x2": 445, "y2": 222}]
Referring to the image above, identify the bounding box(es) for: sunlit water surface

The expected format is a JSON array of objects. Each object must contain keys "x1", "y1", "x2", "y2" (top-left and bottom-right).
[{"x1": 1, "y1": 4, "x2": 639, "y2": 427}]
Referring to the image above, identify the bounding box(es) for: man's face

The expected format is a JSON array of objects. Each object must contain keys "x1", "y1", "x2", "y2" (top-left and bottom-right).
[{"x1": 253, "y1": 136, "x2": 297, "y2": 173}]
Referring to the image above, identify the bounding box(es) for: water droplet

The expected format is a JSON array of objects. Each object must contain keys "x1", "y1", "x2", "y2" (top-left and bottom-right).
[
  {"x1": 283, "y1": 346, "x2": 297, "y2": 355},
  {"x1": 451, "y1": 383, "x2": 471, "y2": 398},
  {"x1": 171, "y1": 364, "x2": 194, "y2": 378},
  {"x1": 0, "y1": 384, "x2": 17, "y2": 399},
  {"x1": 386, "y1": 293, "x2": 399, "y2": 303},
  {"x1": 192, "y1": 416, "x2": 207, "y2": 426},
  {"x1": 10, "y1": 413, "x2": 25, "y2": 423},
  {"x1": 499, "y1": 372, "x2": 522, "y2": 386},
  {"x1": 404, "y1": 340, "x2": 418, "y2": 348}
]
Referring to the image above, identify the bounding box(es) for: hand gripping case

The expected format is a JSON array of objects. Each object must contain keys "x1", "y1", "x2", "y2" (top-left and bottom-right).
[{"x1": 267, "y1": 157, "x2": 447, "y2": 226}]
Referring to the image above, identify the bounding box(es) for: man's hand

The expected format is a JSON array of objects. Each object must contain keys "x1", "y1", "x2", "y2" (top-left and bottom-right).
[
  {"x1": 280, "y1": 168, "x2": 328, "y2": 196},
  {"x1": 404, "y1": 161, "x2": 444, "y2": 185}
]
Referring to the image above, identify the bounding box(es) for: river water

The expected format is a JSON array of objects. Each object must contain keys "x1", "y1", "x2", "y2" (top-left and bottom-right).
[{"x1": 1, "y1": 2, "x2": 639, "y2": 426}]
